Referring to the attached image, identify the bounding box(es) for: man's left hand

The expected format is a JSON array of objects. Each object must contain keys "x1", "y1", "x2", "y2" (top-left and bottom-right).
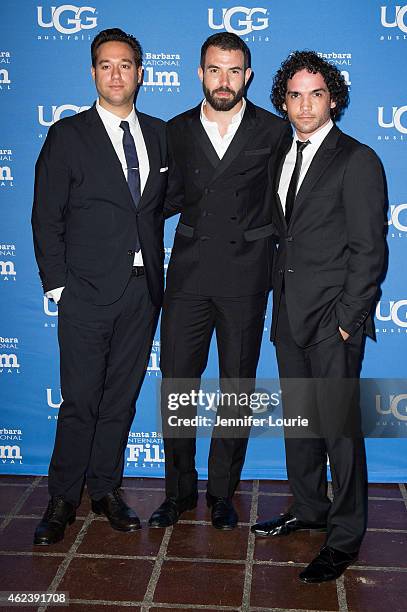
[{"x1": 339, "y1": 327, "x2": 350, "y2": 341}]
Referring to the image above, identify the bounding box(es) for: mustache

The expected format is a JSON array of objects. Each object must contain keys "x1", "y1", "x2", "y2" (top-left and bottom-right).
[{"x1": 213, "y1": 87, "x2": 235, "y2": 95}]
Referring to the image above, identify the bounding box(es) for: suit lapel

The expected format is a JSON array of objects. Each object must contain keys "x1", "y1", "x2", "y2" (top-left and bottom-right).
[
  {"x1": 188, "y1": 105, "x2": 220, "y2": 168},
  {"x1": 210, "y1": 100, "x2": 257, "y2": 183},
  {"x1": 290, "y1": 125, "x2": 342, "y2": 224},
  {"x1": 137, "y1": 113, "x2": 161, "y2": 208},
  {"x1": 273, "y1": 136, "x2": 293, "y2": 231}
]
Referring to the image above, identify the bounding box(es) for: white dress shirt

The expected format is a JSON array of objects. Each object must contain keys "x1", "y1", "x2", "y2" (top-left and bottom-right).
[
  {"x1": 200, "y1": 98, "x2": 246, "y2": 159},
  {"x1": 46, "y1": 100, "x2": 149, "y2": 303},
  {"x1": 278, "y1": 119, "x2": 334, "y2": 213}
]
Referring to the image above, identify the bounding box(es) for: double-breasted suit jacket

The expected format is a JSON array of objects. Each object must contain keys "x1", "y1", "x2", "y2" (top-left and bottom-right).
[{"x1": 164, "y1": 100, "x2": 290, "y2": 297}]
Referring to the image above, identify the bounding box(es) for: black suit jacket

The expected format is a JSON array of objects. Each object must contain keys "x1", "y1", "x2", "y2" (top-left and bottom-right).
[
  {"x1": 271, "y1": 125, "x2": 386, "y2": 347},
  {"x1": 32, "y1": 104, "x2": 167, "y2": 307},
  {"x1": 164, "y1": 100, "x2": 290, "y2": 297}
]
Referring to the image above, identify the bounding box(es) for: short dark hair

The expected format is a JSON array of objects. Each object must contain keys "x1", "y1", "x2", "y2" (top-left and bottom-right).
[
  {"x1": 271, "y1": 50, "x2": 349, "y2": 120},
  {"x1": 91, "y1": 28, "x2": 143, "y2": 68},
  {"x1": 200, "y1": 32, "x2": 251, "y2": 71}
]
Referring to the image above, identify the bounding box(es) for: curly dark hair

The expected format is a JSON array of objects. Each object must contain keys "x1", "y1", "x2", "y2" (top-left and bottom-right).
[
  {"x1": 271, "y1": 50, "x2": 349, "y2": 120},
  {"x1": 91, "y1": 28, "x2": 142, "y2": 68}
]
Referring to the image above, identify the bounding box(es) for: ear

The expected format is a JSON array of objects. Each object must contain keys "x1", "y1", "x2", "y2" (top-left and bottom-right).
[
  {"x1": 330, "y1": 99, "x2": 337, "y2": 109},
  {"x1": 91, "y1": 66, "x2": 95, "y2": 82},
  {"x1": 282, "y1": 102, "x2": 287, "y2": 111},
  {"x1": 244, "y1": 67, "x2": 252, "y2": 85},
  {"x1": 137, "y1": 65, "x2": 143, "y2": 84},
  {"x1": 198, "y1": 65, "x2": 204, "y2": 83}
]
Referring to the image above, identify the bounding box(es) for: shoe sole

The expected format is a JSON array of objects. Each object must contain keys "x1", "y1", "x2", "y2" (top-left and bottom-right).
[
  {"x1": 252, "y1": 526, "x2": 327, "y2": 537},
  {"x1": 33, "y1": 515, "x2": 76, "y2": 545}
]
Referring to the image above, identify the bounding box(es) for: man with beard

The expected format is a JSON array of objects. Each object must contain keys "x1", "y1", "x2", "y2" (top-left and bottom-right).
[{"x1": 148, "y1": 32, "x2": 290, "y2": 530}]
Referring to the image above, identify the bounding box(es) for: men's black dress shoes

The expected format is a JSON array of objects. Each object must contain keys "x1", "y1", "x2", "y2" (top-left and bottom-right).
[
  {"x1": 251, "y1": 512, "x2": 327, "y2": 536},
  {"x1": 33, "y1": 496, "x2": 76, "y2": 545},
  {"x1": 91, "y1": 489, "x2": 141, "y2": 532},
  {"x1": 206, "y1": 493, "x2": 238, "y2": 530},
  {"x1": 299, "y1": 546, "x2": 358, "y2": 583},
  {"x1": 148, "y1": 493, "x2": 198, "y2": 528}
]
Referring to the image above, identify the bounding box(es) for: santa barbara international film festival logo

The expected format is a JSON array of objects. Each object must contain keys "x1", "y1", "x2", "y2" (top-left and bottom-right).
[
  {"x1": 0, "y1": 148, "x2": 14, "y2": 188},
  {"x1": 380, "y1": 4, "x2": 407, "y2": 40},
  {"x1": 142, "y1": 52, "x2": 181, "y2": 94},
  {"x1": 0, "y1": 427, "x2": 23, "y2": 465},
  {"x1": 126, "y1": 430, "x2": 164, "y2": 469},
  {"x1": 0, "y1": 51, "x2": 12, "y2": 92},
  {"x1": 36, "y1": 4, "x2": 98, "y2": 41},
  {"x1": 376, "y1": 299, "x2": 407, "y2": 335},
  {"x1": 0, "y1": 335, "x2": 20, "y2": 375},
  {"x1": 208, "y1": 6, "x2": 270, "y2": 42},
  {"x1": 317, "y1": 51, "x2": 351, "y2": 86},
  {"x1": 377, "y1": 105, "x2": 407, "y2": 141},
  {"x1": 0, "y1": 243, "x2": 17, "y2": 283}
]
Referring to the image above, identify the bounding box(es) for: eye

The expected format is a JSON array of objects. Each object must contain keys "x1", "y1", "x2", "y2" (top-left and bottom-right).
[
  {"x1": 208, "y1": 67, "x2": 218, "y2": 73},
  {"x1": 289, "y1": 93, "x2": 299, "y2": 99}
]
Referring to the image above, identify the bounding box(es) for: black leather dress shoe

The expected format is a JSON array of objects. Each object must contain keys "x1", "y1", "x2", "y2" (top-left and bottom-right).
[
  {"x1": 33, "y1": 496, "x2": 76, "y2": 545},
  {"x1": 251, "y1": 512, "x2": 327, "y2": 536},
  {"x1": 299, "y1": 545, "x2": 358, "y2": 583},
  {"x1": 206, "y1": 493, "x2": 238, "y2": 530},
  {"x1": 91, "y1": 489, "x2": 141, "y2": 531},
  {"x1": 148, "y1": 494, "x2": 198, "y2": 528}
]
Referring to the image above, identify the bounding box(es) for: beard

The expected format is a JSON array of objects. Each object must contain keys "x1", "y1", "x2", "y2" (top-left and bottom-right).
[{"x1": 203, "y1": 83, "x2": 245, "y2": 111}]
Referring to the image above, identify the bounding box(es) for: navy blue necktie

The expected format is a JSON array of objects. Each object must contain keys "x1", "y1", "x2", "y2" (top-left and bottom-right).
[
  {"x1": 120, "y1": 120, "x2": 141, "y2": 252},
  {"x1": 285, "y1": 139, "x2": 310, "y2": 225}
]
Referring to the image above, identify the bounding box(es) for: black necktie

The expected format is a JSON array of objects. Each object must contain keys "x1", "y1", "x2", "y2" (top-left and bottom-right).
[
  {"x1": 120, "y1": 120, "x2": 141, "y2": 252},
  {"x1": 284, "y1": 140, "x2": 310, "y2": 225}
]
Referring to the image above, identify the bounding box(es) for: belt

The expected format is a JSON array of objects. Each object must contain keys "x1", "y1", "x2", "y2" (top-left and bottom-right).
[{"x1": 131, "y1": 266, "x2": 145, "y2": 277}]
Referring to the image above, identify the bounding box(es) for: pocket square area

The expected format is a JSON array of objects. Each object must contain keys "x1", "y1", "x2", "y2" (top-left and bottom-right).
[{"x1": 160, "y1": 167, "x2": 168, "y2": 172}]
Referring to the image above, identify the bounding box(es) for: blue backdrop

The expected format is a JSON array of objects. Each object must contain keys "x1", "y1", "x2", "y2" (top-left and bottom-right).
[{"x1": 1, "y1": 0, "x2": 406, "y2": 481}]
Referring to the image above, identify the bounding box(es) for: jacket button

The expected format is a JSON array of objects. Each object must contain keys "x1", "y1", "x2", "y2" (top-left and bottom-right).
[
  {"x1": 279, "y1": 269, "x2": 283, "y2": 275},
  {"x1": 287, "y1": 268, "x2": 294, "y2": 273},
  {"x1": 194, "y1": 169, "x2": 200, "y2": 174},
  {"x1": 128, "y1": 250, "x2": 134, "y2": 256},
  {"x1": 230, "y1": 240, "x2": 237, "y2": 244},
  {"x1": 230, "y1": 216, "x2": 237, "y2": 221}
]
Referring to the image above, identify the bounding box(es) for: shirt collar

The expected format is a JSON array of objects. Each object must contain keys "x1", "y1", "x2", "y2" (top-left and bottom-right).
[
  {"x1": 96, "y1": 99, "x2": 138, "y2": 130},
  {"x1": 200, "y1": 97, "x2": 246, "y2": 126},
  {"x1": 294, "y1": 118, "x2": 334, "y2": 147}
]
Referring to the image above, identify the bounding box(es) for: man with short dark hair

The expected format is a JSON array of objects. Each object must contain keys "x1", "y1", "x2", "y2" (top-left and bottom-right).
[
  {"x1": 251, "y1": 51, "x2": 386, "y2": 582},
  {"x1": 32, "y1": 28, "x2": 167, "y2": 544},
  {"x1": 148, "y1": 32, "x2": 290, "y2": 530}
]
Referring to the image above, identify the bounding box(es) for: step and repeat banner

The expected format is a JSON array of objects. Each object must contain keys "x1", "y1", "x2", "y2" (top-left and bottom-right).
[{"x1": 1, "y1": 0, "x2": 406, "y2": 481}]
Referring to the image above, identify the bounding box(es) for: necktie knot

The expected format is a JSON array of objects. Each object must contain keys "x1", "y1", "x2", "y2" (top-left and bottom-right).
[
  {"x1": 296, "y1": 139, "x2": 310, "y2": 154},
  {"x1": 120, "y1": 120, "x2": 131, "y2": 133}
]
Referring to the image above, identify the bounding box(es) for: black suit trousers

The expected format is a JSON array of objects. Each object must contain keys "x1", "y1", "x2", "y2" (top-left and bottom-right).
[
  {"x1": 49, "y1": 274, "x2": 159, "y2": 506},
  {"x1": 275, "y1": 292, "x2": 368, "y2": 554},
  {"x1": 160, "y1": 290, "x2": 267, "y2": 500}
]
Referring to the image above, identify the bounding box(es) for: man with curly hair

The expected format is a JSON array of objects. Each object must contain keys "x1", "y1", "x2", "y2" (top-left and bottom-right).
[{"x1": 251, "y1": 51, "x2": 386, "y2": 582}]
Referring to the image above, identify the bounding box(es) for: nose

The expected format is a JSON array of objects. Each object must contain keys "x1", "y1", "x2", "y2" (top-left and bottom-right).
[
  {"x1": 219, "y1": 70, "x2": 230, "y2": 87},
  {"x1": 111, "y1": 64, "x2": 121, "y2": 80},
  {"x1": 300, "y1": 95, "x2": 312, "y2": 112}
]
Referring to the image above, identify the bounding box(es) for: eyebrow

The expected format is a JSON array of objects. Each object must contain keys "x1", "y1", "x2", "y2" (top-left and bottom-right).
[
  {"x1": 98, "y1": 58, "x2": 134, "y2": 64},
  {"x1": 287, "y1": 87, "x2": 327, "y2": 94},
  {"x1": 206, "y1": 64, "x2": 243, "y2": 70}
]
